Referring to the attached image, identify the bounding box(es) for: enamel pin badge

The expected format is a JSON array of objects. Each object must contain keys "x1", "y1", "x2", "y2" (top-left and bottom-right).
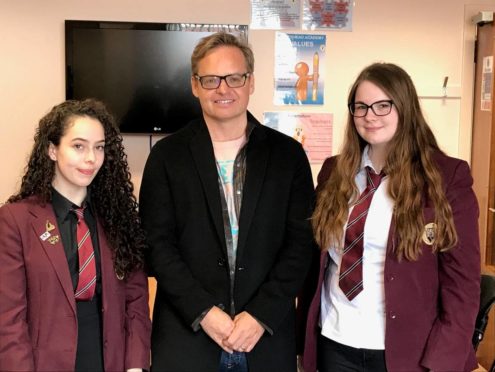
[
  {"x1": 39, "y1": 231, "x2": 51, "y2": 241},
  {"x1": 39, "y1": 219, "x2": 59, "y2": 245},
  {"x1": 48, "y1": 235, "x2": 60, "y2": 245},
  {"x1": 46, "y1": 220, "x2": 55, "y2": 232}
]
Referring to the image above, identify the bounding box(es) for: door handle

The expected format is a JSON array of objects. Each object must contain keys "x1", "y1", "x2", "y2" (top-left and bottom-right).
[{"x1": 489, "y1": 208, "x2": 495, "y2": 213}]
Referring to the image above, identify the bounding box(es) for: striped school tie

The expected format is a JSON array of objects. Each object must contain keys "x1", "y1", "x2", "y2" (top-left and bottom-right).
[
  {"x1": 339, "y1": 166, "x2": 384, "y2": 301},
  {"x1": 73, "y1": 207, "x2": 96, "y2": 301}
]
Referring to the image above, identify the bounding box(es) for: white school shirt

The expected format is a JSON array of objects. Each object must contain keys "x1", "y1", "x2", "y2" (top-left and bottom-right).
[{"x1": 320, "y1": 147, "x2": 394, "y2": 349}]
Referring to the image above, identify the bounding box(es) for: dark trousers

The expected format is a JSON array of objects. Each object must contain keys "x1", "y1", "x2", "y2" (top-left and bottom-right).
[
  {"x1": 219, "y1": 351, "x2": 248, "y2": 372},
  {"x1": 75, "y1": 296, "x2": 104, "y2": 372},
  {"x1": 318, "y1": 334, "x2": 387, "y2": 372}
]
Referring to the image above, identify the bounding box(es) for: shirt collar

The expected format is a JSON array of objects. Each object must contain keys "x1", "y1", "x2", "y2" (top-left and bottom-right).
[
  {"x1": 361, "y1": 145, "x2": 387, "y2": 177},
  {"x1": 51, "y1": 187, "x2": 93, "y2": 221},
  {"x1": 360, "y1": 145, "x2": 375, "y2": 173}
]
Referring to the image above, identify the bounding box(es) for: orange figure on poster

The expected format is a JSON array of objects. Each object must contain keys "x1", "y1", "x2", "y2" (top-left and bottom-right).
[{"x1": 295, "y1": 52, "x2": 319, "y2": 102}]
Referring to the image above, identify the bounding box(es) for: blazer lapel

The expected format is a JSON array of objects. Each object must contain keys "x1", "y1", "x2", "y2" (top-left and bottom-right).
[
  {"x1": 30, "y1": 203, "x2": 76, "y2": 315},
  {"x1": 237, "y1": 127, "x2": 269, "y2": 259},
  {"x1": 189, "y1": 121, "x2": 227, "y2": 254}
]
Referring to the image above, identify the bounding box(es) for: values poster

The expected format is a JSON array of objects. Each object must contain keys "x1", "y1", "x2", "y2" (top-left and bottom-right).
[
  {"x1": 274, "y1": 32, "x2": 326, "y2": 105},
  {"x1": 250, "y1": 0, "x2": 301, "y2": 29},
  {"x1": 264, "y1": 112, "x2": 332, "y2": 162},
  {"x1": 481, "y1": 56, "x2": 493, "y2": 112},
  {"x1": 302, "y1": 0, "x2": 353, "y2": 31}
]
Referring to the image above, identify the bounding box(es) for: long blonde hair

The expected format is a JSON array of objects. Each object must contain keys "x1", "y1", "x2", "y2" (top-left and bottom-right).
[{"x1": 313, "y1": 63, "x2": 457, "y2": 260}]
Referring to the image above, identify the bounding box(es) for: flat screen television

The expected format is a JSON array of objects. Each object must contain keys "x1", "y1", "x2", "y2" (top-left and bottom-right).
[{"x1": 65, "y1": 21, "x2": 248, "y2": 134}]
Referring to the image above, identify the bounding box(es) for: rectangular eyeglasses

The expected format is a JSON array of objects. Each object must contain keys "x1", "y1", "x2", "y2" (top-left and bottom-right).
[
  {"x1": 348, "y1": 100, "x2": 394, "y2": 117},
  {"x1": 194, "y1": 73, "x2": 250, "y2": 90}
]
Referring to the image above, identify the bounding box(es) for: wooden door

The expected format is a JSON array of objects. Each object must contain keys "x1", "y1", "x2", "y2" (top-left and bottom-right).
[
  {"x1": 472, "y1": 15, "x2": 495, "y2": 271},
  {"x1": 471, "y1": 13, "x2": 495, "y2": 370}
]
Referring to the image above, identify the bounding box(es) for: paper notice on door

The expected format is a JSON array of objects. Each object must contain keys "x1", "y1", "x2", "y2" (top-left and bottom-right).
[{"x1": 481, "y1": 56, "x2": 493, "y2": 112}]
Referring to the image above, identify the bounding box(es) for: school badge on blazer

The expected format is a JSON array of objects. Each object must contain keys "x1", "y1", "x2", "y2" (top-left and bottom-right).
[{"x1": 422, "y1": 222, "x2": 437, "y2": 245}]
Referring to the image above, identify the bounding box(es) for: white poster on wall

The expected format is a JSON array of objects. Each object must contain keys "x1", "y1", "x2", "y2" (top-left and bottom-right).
[
  {"x1": 481, "y1": 56, "x2": 493, "y2": 112},
  {"x1": 250, "y1": 0, "x2": 301, "y2": 29}
]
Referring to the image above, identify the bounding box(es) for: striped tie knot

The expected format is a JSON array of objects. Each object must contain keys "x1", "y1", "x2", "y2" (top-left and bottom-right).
[
  {"x1": 73, "y1": 207, "x2": 84, "y2": 221},
  {"x1": 366, "y1": 166, "x2": 385, "y2": 190}
]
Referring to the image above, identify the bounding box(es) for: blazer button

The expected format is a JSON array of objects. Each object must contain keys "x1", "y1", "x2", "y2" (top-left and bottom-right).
[
  {"x1": 389, "y1": 312, "x2": 397, "y2": 319},
  {"x1": 218, "y1": 258, "x2": 226, "y2": 267},
  {"x1": 237, "y1": 266, "x2": 245, "y2": 271}
]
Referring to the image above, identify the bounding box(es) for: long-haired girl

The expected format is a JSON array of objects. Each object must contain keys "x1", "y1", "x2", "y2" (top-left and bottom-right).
[
  {"x1": 0, "y1": 99, "x2": 151, "y2": 372},
  {"x1": 301, "y1": 63, "x2": 480, "y2": 372}
]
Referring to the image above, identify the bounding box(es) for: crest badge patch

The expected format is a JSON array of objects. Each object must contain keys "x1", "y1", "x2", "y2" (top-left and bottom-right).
[{"x1": 422, "y1": 222, "x2": 437, "y2": 245}]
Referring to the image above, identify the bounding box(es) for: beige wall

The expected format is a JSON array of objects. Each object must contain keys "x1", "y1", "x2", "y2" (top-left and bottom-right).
[{"x1": 1, "y1": 0, "x2": 494, "y2": 202}]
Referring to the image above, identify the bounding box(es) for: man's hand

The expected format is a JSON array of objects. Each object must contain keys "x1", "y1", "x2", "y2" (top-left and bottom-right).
[
  {"x1": 200, "y1": 306, "x2": 235, "y2": 353},
  {"x1": 223, "y1": 311, "x2": 265, "y2": 353}
]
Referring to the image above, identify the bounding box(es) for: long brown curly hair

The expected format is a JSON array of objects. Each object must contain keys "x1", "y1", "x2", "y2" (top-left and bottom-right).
[
  {"x1": 8, "y1": 99, "x2": 146, "y2": 277},
  {"x1": 313, "y1": 63, "x2": 457, "y2": 260}
]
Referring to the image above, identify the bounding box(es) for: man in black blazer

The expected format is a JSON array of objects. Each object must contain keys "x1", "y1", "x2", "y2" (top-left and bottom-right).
[{"x1": 139, "y1": 32, "x2": 315, "y2": 372}]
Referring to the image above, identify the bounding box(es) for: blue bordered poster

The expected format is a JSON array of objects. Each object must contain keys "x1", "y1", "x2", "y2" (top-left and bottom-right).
[
  {"x1": 274, "y1": 32, "x2": 326, "y2": 105},
  {"x1": 264, "y1": 112, "x2": 333, "y2": 162}
]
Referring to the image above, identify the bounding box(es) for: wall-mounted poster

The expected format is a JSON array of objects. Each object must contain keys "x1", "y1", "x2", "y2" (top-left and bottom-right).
[
  {"x1": 250, "y1": 0, "x2": 301, "y2": 29},
  {"x1": 274, "y1": 32, "x2": 326, "y2": 105},
  {"x1": 264, "y1": 112, "x2": 333, "y2": 162},
  {"x1": 302, "y1": 0, "x2": 353, "y2": 31}
]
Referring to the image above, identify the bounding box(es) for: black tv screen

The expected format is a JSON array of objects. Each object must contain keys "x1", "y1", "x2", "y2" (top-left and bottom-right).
[{"x1": 65, "y1": 21, "x2": 248, "y2": 134}]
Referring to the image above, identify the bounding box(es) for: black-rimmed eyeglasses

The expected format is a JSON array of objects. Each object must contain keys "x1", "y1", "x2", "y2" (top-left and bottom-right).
[
  {"x1": 194, "y1": 73, "x2": 250, "y2": 90},
  {"x1": 348, "y1": 100, "x2": 394, "y2": 117}
]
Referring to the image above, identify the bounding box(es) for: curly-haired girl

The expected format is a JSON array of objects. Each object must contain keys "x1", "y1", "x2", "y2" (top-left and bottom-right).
[{"x1": 0, "y1": 99, "x2": 151, "y2": 372}]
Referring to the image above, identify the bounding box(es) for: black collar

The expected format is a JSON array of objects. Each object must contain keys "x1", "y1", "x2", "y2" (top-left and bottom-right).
[{"x1": 51, "y1": 187, "x2": 94, "y2": 221}]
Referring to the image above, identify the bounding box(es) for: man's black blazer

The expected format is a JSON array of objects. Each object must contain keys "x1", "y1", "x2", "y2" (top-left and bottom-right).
[{"x1": 139, "y1": 116, "x2": 315, "y2": 371}]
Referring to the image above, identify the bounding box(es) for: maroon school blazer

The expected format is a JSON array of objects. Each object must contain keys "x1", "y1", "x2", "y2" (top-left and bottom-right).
[
  {"x1": 0, "y1": 198, "x2": 151, "y2": 371},
  {"x1": 301, "y1": 152, "x2": 480, "y2": 372}
]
